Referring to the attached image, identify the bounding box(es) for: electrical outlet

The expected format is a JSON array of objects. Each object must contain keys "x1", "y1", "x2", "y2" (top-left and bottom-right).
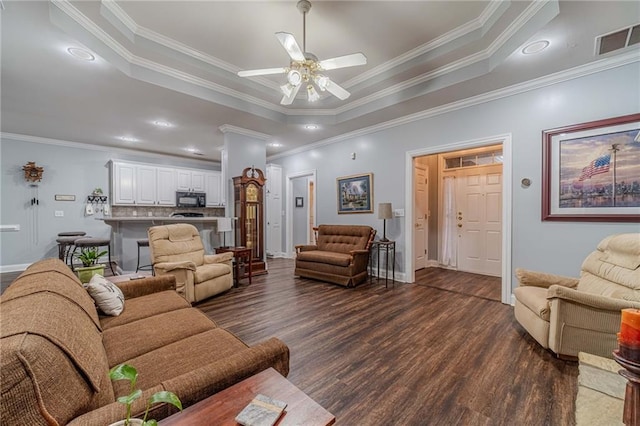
[{"x1": 54, "y1": 211, "x2": 64, "y2": 217}]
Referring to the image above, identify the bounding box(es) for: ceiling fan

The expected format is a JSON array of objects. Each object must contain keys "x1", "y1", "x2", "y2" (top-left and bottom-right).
[{"x1": 237, "y1": 0, "x2": 367, "y2": 105}]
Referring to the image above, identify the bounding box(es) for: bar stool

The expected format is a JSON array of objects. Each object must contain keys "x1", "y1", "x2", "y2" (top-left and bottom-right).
[
  {"x1": 136, "y1": 239, "x2": 154, "y2": 274},
  {"x1": 72, "y1": 237, "x2": 116, "y2": 276},
  {"x1": 56, "y1": 231, "x2": 86, "y2": 266}
]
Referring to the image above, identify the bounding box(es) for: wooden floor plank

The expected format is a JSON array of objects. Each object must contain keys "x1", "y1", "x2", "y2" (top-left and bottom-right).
[{"x1": 197, "y1": 259, "x2": 578, "y2": 426}]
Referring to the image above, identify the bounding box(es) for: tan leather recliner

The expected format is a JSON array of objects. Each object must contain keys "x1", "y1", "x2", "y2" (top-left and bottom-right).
[
  {"x1": 148, "y1": 223, "x2": 233, "y2": 303},
  {"x1": 514, "y1": 233, "x2": 640, "y2": 359}
]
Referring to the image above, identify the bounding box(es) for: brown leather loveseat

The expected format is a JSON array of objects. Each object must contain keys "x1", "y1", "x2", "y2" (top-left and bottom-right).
[
  {"x1": 295, "y1": 224, "x2": 376, "y2": 287},
  {"x1": 0, "y1": 258, "x2": 289, "y2": 425}
]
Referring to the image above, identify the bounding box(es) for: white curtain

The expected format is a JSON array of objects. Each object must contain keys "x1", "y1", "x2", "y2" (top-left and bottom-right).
[{"x1": 441, "y1": 176, "x2": 457, "y2": 267}]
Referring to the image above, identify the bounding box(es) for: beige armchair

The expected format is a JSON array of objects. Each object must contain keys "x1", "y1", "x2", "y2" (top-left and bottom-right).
[
  {"x1": 148, "y1": 223, "x2": 234, "y2": 303},
  {"x1": 514, "y1": 233, "x2": 640, "y2": 359}
]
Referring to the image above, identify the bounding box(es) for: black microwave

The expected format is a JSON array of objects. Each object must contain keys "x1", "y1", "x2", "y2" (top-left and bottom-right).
[{"x1": 176, "y1": 191, "x2": 206, "y2": 207}]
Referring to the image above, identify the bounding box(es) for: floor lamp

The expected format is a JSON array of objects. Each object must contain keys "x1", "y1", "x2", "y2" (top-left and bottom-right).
[
  {"x1": 378, "y1": 203, "x2": 393, "y2": 242},
  {"x1": 217, "y1": 217, "x2": 233, "y2": 249}
]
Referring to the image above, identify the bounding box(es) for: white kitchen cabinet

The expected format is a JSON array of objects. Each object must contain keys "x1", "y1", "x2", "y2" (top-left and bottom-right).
[
  {"x1": 136, "y1": 165, "x2": 158, "y2": 205},
  {"x1": 111, "y1": 162, "x2": 176, "y2": 206},
  {"x1": 112, "y1": 162, "x2": 136, "y2": 205},
  {"x1": 205, "y1": 172, "x2": 223, "y2": 206},
  {"x1": 176, "y1": 169, "x2": 206, "y2": 192},
  {"x1": 157, "y1": 167, "x2": 176, "y2": 205}
]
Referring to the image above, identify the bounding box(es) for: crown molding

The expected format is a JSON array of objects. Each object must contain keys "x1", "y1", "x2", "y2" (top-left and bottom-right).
[
  {"x1": 268, "y1": 51, "x2": 639, "y2": 161},
  {"x1": 0, "y1": 133, "x2": 219, "y2": 166},
  {"x1": 52, "y1": 0, "x2": 558, "y2": 123},
  {"x1": 218, "y1": 125, "x2": 271, "y2": 141},
  {"x1": 344, "y1": 0, "x2": 508, "y2": 88}
]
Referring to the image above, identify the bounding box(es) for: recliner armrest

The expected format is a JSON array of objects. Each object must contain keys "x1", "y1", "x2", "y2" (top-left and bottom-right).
[
  {"x1": 350, "y1": 249, "x2": 370, "y2": 256},
  {"x1": 115, "y1": 275, "x2": 176, "y2": 299},
  {"x1": 154, "y1": 261, "x2": 197, "y2": 272},
  {"x1": 516, "y1": 268, "x2": 578, "y2": 289},
  {"x1": 204, "y1": 252, "x2": 233, "y2": 264},
  {"x1": 295, "y1": 244, "x2": 317, "y2": 253},
  {"x1": 547, "y1": 285, "x2": 640, "y2": 311}
]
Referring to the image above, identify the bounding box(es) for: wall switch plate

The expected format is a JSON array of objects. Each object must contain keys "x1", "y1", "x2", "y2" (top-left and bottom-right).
[
  {"x1": 54, "y1": 211, "x2": 64, "y2": 217},
  {"x1": 394, "y1": 209, "x2": 405, "y2": 217}
]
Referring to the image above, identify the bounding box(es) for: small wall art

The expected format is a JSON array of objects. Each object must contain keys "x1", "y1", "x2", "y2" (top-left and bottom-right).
[{"x1": 337, "y1": 173, "x2": 373, "y2": 214}]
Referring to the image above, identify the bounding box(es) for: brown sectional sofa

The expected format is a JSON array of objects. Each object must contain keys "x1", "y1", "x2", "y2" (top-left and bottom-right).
[
  {"x1": 295, "y1": 224, "x2": 376, "y2": 287},
  {"x1": 0, "y1": 258, "x2": 289, "y2": 425}
]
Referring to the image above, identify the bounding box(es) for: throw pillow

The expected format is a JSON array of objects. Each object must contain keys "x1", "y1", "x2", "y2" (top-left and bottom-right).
[{"x1": 85, "y1": 274, "x2": 125, "y2": 316}]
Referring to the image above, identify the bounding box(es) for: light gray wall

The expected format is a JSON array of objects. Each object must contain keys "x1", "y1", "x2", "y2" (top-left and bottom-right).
[
  {"x1": 0, "y1": 138, "x2": 219, "y2": 268},
  {"x1": 272, "y1": 62, "x2": 640, "y2": 284}
]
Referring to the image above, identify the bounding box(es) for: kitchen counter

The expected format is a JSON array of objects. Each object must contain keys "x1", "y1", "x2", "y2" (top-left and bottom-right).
[
  {"x1": 99, "y1": 216, "x2": 226, "y2": 272},
  {"x1": 101, "y1": 216, "x2": 221, "y2": 224}
]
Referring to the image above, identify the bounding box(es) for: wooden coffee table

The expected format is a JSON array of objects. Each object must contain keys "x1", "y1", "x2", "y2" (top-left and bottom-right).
[{"x1": 160, "y1": 368, "x2": 335, "y2": 426}]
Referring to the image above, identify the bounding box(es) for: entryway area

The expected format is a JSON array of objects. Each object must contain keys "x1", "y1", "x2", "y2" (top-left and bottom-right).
[{"x1": 405, "y1": 134, "x2": 512, "y2": 304}]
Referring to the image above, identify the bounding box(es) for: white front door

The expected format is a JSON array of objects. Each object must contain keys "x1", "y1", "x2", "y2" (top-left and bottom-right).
[
  {"x1": 414, "y1": 164, "x2": 428, "y2": 270},
  {"x1": 456, "y1": 164, "x2": 502, "y2": 276}
]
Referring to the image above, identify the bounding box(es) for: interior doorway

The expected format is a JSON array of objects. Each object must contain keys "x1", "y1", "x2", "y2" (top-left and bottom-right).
[
  {"x1": 405, "y1": 134, "x2": 512, "y2": 304},
  {"x1": 286, "y1": 170, "x2": 317, "y2": 257}
]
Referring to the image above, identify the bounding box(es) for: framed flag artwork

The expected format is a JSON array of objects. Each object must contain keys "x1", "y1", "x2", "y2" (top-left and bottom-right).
[{"x1": 542, "y1": 113, "x2": 640, "y2": 222}]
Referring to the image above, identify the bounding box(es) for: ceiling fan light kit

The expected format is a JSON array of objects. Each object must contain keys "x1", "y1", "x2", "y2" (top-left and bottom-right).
[{"x1": 237, "y1": 0, "x2": 367, "y2": 105}]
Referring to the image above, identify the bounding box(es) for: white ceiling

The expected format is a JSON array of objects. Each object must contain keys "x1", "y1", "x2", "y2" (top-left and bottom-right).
[{"x1": 2, "y1": 1, "x2": 639, "y2": 162}]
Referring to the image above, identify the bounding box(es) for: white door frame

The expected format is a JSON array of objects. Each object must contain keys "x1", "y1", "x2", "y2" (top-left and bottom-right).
[
  {"x1": 404, "y1": 134, "x2": 512, "y2": 304},
  {"x1": 286, "y1": 169, "x2": 317, "y2": 258}
]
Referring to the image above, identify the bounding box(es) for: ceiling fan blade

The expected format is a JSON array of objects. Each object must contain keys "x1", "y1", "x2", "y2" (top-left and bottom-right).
[
  {"x1": 280, "y1": 82, "x2": 302, "y2": 105},
  {"x1": 318, "y1": 53, "x2": 367, "y2": 71},
  {"x1": 324, "y1": 80, "x2": 351, "y2": 100},
  {"x1": 275, "y1": 32, "x2": 305, "y2": 62},
  {"x1": 238, "y1": 67, "x2": 288, "y2": 77}
]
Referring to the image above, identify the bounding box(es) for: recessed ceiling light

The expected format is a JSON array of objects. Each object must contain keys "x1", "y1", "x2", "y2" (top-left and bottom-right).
[
  {"x1": 269, "y1": 143, "x2": 283, "y2": 147},
  {"x1": 522, "y1": 40, "x2": 550, "y2": 55},
  {"x1": 153, "y1": 120, "x2": 172, "y2": 128},
  {"x1": 118, "y1": 136, "x2": 138, "y2": 142},
  {"x1": 67, "y1": 47, "x2": 95, "y2": 61},
  {"x1": 304, "y1": 124, "x2": 319, "y2": 130},
  {"x1": 185, "y1": 148, "x2": 198, "y2": 153}
]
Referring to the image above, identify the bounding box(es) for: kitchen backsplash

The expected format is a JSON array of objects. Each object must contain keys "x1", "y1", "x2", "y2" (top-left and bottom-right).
[{"x1": 111, "y1": 206, "x2": 225, "y2": 217}]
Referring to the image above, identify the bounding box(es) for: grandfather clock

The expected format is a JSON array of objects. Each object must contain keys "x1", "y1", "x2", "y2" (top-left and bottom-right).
[{"x1": 233, "y1": 166, "x2": 267, "y2": 275}]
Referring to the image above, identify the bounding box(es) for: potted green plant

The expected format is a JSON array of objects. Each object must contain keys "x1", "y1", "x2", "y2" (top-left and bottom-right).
[
  {"x1": 108, "y1": 364, "x2": 182, "y2": 426},
  {"x1": 74, "y1": 247, "x2": 107, "y2": 283}
]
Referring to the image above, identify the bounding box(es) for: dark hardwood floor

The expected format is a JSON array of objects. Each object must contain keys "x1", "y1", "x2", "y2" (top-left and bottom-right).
[
  {"x1": 197, "y1": 259, "x2": 578, "y2": 426},
  {"x1": 2, "y1": 259, "x2": 577, "y2": 425}
]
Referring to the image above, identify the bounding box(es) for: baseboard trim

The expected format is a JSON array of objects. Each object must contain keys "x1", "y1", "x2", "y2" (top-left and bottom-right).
[{"x1": 0, "y1": 263, "x2": 30, "y2": 273}]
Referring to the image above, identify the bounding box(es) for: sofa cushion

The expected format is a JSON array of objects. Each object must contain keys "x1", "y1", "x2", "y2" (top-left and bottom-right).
[
  {"x1": 316, "y1": 224, "x2": 372, "y2": 254},
  {"x1": 103, "y1": 308, "x2": 217, "y2": 367},
  {"x1": 111, "y1": 328, "x2": 250, "y2": 397},
  {"x1": 513, "y1": 286, "x2": 551, "y2": 321},
  {"x1": 2, "y1": 258, "x2": 101, "y2": 329},
  {"x1": 85, "y1": 274, "x2": 125, "y2": 316},
  {"x1": 100, "y1": 290, "x2": 192, "y2": 330},
  {"x1": 296, "y1": 250, "x2": 352, "y2": 267},
  {"x1": 194, "y1": 262, "x2": 232, "y2": 283}
]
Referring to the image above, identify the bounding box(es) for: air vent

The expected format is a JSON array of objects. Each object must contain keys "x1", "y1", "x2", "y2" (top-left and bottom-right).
[{"x1": 596, "y1": 24, "x2": 640, "y2": 55}]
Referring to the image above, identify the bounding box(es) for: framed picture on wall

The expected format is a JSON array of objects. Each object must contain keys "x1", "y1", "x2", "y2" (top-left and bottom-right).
[
  {"x1": 337, "y1": 173, "x2": 373, "y2": 214},
  {"x1": 295, "y1": 196, "x2": 304, "y2": 207},
  {"x1": 542, "y1": 113, "x2": 640, "y2": 222}
]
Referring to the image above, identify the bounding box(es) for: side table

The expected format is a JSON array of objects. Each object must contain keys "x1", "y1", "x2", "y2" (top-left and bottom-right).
[
  {"x1": 371, "y1": 240, "x2": 396, "y2": 288},
  {"x1": 216, "y1": 246, "x2": 252, "y2": 287}
]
